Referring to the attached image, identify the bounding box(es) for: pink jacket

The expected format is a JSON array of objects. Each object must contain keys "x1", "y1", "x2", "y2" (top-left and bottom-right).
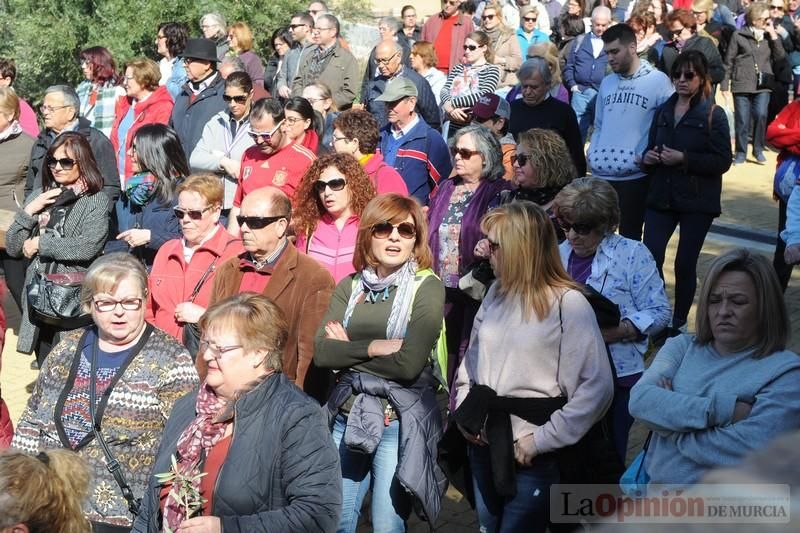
[
  {"x1": 363, "y1": 153, "x2": 409, "y2": 196},
  {"x1": 295, "y1": 214, "x2": 359, "y2": 283},
  {"x1": 18, "y1": 98, "x2": 40, "y2": 138},
  {"x1": 146, "y1": 226, "x2": 243, "y2": 339}
]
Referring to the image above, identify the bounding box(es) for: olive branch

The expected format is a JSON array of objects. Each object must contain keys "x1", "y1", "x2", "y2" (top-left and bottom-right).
[{"x1": 154, "y1": 454, "x2": 207, "y2": 533}]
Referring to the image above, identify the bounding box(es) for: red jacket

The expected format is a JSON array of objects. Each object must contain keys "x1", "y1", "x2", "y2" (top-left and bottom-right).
[
  {"x1": 146, "y1": 226, "x2": 244, "y2": 339},
  {"x1": 110, "y1": 86, "x2": 175, "y2": 178},
  {"x1": 767, "y1": 100, "x2": 800, "y2": 162}
]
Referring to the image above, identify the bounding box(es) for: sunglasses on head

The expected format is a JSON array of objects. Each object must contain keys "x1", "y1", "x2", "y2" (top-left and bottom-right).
[
  {"x1": 236, "y1": 214, "x2": 287, "y2": 229},
  {"x1": 671, "y1": 70, "x2": 697, "y2": 81},
  {"x1": 450, "y1": 147, "x2": 481, "y2": 159},
  {"x1": 557, "y1": 218, "x2": 594, "y2": 236},
  {"x1": 464, "y1": 44, "x2": 480, "y2": 51},
  {"x1": 46, "y1": 157, "x2": 76, "y2": 170},
  {"x1": 314, "y1": 178, "x2": 347, "y2": 194},
  {"x1": 223, "y1": 94, "x2": 249, "y2": 104},
  {"x1": 173, "y1": 205, "x2": 214, "y2": 220},
  {"x1": 371, "y1": 221, "x2": 416, "y2": 239}
]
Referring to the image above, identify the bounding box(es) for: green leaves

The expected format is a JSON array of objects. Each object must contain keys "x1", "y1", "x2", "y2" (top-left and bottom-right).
[{"x1": 156, "y1": 453, "x2": 208, "y2": 529}]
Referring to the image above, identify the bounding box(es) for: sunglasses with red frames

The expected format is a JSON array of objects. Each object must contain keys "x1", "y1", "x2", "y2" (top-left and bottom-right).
[{"x1": 371, "y1": 221, "x2": 417, "y2": 239}]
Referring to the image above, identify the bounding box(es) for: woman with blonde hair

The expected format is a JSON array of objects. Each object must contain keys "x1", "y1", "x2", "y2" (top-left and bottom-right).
[
  {"x1": 0, "y1": 449, "x2": 91, "y2": 533},
  {"x1": 227, "y1": 21, "x2": 265, "y2": 88},
  {"x1": 480, "y1": 1, "x2": 523, "y2": 90},
  {"x1": 410, "y1": 41, "x2": 447, "y2": 105},
  {"x1": 453, "y1": 201, "x2": 613, "y2": 531}
]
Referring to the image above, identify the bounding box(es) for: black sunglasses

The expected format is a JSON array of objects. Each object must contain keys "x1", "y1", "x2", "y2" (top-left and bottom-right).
[
  {"x1": 557, "y1": 218, "x2": 594, "y2": 236},
  {"x1": 173, "y1": 205, "x2": 214, "y2": 220},
  {"x1": 236, "y1": 214, "x2": 287, "y2": 229},
  {"x1": 371, "y1": 221, "x2": 416, "y2": 239},
  {"x1": 464, "y1": 44, "x2": 480, "y2": 51},
  {"x1": 671, "y1": 70, "x2": 697, "y2": 81},
  {"x1": 46, "y1": 157, "x2": 76, "y2": 170},
  {"x1": 314, "y1": 178, "x2": 347, "y2": 194},
  {"x1": 223, "y1": 94, "x2": 249, "y2": 104},
  {"x1": 513, "y1": 153, "x2": 531, "y2": 167}
]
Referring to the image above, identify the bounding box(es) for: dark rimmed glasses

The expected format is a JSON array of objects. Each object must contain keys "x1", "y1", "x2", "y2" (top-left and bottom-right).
[
  {"x1": 46, "y1": 157, "x2": 76, "y2": 170},
  {"x1": 236, "y1": 214, "x2": 287, "y2": 230}
]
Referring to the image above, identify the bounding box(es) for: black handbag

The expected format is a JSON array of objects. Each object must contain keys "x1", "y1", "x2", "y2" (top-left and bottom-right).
[{"x1": 26, "y1": 262, "x2": 92, "y2": 330}]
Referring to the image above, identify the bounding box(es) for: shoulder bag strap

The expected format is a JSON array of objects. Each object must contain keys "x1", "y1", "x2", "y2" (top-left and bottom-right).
[
  {"x1": 186, "y1": 238, "x2": 238, "y2": 303},
  {"x1": 89, "y1": 338, "x2": 141, "y2": 516}
]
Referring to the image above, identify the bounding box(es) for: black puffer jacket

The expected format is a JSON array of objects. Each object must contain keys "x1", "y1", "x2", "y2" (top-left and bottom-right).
[
  {"x1": 655, "y1": 34, "x2": 726, "y2": 85},
  {"x1": 723, "y1": 27, "x2": 786, "y2": 93},
  {"x1": 643, "y1": 94, "x2": 732, "y2": 215},
  {"x1": 132, "y1": 373, "x2": 342, "y2": 533}
]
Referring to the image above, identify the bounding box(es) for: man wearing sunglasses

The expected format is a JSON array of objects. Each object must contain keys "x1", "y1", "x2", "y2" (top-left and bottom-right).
[
  {"x1": 169, "y1": 38, "x2": 226, "y2": 158},
  {"x1": 209, "y1": 186, "x2": 335, "y2": 403},
  {"x1": 228, "y1": 98, "x2": 315, "y2": 236}
]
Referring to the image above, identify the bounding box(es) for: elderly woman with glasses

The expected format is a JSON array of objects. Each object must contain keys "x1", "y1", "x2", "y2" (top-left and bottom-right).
[
  {"x1": 629, "y1": 248, "x2": 800, "y2": 486},
  {"x1": 146, "y1": 174, "x2": 243, "y2": 345},
  {"x1": 133, "y1": 293, "x2": 341, "y2": 533},
  {"x1": 12, "y1": 253, "x2": 199, "y2": 532},
  {"x1": 428, "y1": 124, "x2": 511, "y2": 387},
  {"x1": 6, "y1": 132, "x2": 111, "y2": 366},
  {"x1": 552, "y1": 177, "x2": 671, "y2": 460},
  {"x1": 293, "y1": 153, "x2": 376, "y2": 283},
  {"x1": 315, "y1": 193, "x2": 447, "y2": 532}
]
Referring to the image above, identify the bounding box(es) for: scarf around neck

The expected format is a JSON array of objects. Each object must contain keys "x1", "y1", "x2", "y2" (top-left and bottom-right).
[{"x1": 125, "y1": 172, "x2": 158, "y2": 205}]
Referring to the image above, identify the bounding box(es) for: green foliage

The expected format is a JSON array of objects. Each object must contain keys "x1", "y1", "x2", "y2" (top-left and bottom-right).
[
  {"x1": 332, "y1": 0, "x2": 374, "y2": 23},
  {"x1": 4, "y1": 0, "x2": 304, "y2": 102}
]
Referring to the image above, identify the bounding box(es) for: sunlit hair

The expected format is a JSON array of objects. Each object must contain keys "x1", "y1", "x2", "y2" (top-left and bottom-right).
[
  {"x1": 284, "y1": 96, "x2": 317, "y2": 133},
  {"x1": 411, "y1": 41, "x2": 438, "y2": 69},
  {"x1": 176, "y1": 173, "x2": 224, "y2": 207},
  {"x1": 333, "y1": 109, "x2": 380, "y2": 154},
  {"x1": 353, "y1": 194, "x2": 432, "y2": 271},
  {"x1": 451, "y1": 125, "x2": 505, "y2": 181},
  {"x1": 0, "y1": 449, "x2": 90, "y2": 533},
  {"x1": 482, "y1": 1, "x2": 511, "y2": 32},
  {"x1": 0, "y1": 86, "x2": 20, "y2": 121},
  {"x1": 517, "y1": 129, "x2": 577, "y2": 188},
  {"x1": 158, "y1": 22, "x2": 189, "y2": 58},
  {"x1": 467, "y1": 31, "x2": 495, "y2": 63},
  {"x1": 125, "y1": 58, "x2": 161, "y2": 92},
  {"x1": 746, "y1": 2, "x2": 770, "y2": 25},
  {"x1": 44, "y1": 132, "x2": 104, "y2": 194},
  {"x1": 225, "y1": 71, "x2": 253, "y2": 94},
  {"x1": 81, "y1": 252, "x2": 148, "y2": 313},
  {"x1": 481, "y1": 201, "x2": 578, "y2": 321},
  {"x1": 293, "y1": 153, "x2": 376, "y2": 237},
  {"x1": 695, "y1": 248, "x2": 790, "y2": 357},
  {"x1": 200, "y1": 292, "x2": 288, "y2": 371},
  {"x1": 627, "y1": 15, "x2": 648, "y2": 34},
  {"x1": 79, "y1": 46, "x2": 121, "y2": 85},
  {"x1": 666, "y1": 8, "x2": 697, "y2": 31},
  {"x1": 692, "y1": 0, "x2": 715, "y2": 18},
  {"x1": 671, "y1": 49, "x2": 712, "y2": 98},
  {"x1": 200, "y1": 12, "x2": 227, "y2": 39},
  {"x1": 525, "y1": 42, "x2": 562, "y2": 86},
  {"x1": 229, "y1": 21, "x2": 255, "y2": 52},
  {"x1": 304, "y1": 82, "x2": 337, "y2": 112},
  {"x1": 552, "y1": 177, "x2": 620, "y2": 235}
]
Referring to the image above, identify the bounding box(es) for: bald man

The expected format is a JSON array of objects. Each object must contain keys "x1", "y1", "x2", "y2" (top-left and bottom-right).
[
  {"x1": 208, "y1": 187, "x2": 335, "y2": 402},
  {"x1": 361, "y1": 40, "x2": 440, "y2": 129}
]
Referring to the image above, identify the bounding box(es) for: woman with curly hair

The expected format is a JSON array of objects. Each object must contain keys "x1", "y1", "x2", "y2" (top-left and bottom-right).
[
  {"x1": 294, "y1": 153, "x2": 377, "y2": 282},
  {"x1": 76, "y1": 46, "x2": 125, "y2": 138}
]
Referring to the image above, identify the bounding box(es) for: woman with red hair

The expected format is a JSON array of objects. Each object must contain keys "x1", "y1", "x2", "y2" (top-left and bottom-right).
[{"x1": 76, "y1": 46, "x2": 125, "y2": 138}]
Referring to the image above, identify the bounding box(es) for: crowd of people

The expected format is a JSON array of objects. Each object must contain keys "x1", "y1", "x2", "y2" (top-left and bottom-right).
[{"x1": 1, "y1": 0, "x2": 800, "y2": 532}]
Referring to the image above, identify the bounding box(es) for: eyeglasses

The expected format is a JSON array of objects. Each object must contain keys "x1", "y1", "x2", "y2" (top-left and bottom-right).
[
  {"x1": 557, "y1": 219, "x2": 594, "y2": 236},
  {"x1": 93, "y1": 298, "x2": 143, "y2": 312},
  {"x1": 40, "y1": 104, "x2": 70, "y2": 114},
  {"x1": 46, "y1": 157, "x2": 76, "y2": 170},
  {"x1": 770, "y1": 4, "x2": 785, "y2": 9},
  {"x1": 450, "y1": 147, "x2": 481, "y2": 159},
  {"x1": 371, "y1": 221, "x2": 417, "y2": 239},
  {"x1": 512, "y1": 153, "x2": 531, "y2": 167},
  {"x1": 330, "y1": 134, "x2": 349, "y2": 145},
  {"x1": 248, "y1": 120, "x2": 284, "y2": 144},
  {"x1": 464, "y1": 44, "x2": 480, "y2": 51},
  {"x1": 223, "y1": 94, "x2": 249, "y2": 104},
  {"x1": 199, "y1": 339, "x2": 243, "y2": 358},
  {"x1": 289, "y1": 23, "x2": 308, "y2": 29},
  {"x1": 487, "y1": 238, "x2": 500, "y2": 253},
  {"x1": 376, "y1": 51, "x2": 400, "y2": 65},
  {"x1": 482, "y1": 14, "x2": 495, "y2": 21},
  {"x1": 523, "y1": 16, "x2": 538, "y2": 22},
  {"x1": 671, "y1": 70, "x2": 697, "y2": 81},
  {"x1": 314, "y1": 178, "x2": 347, "y2": 194},
  {"x1": 671, "y1": 27, "x2": 686, "y2": 36},
  {"x1": 173, "y1": 205, "x2": 215, "y2": 220},
  {"x1": 283, "y1": 116, "x2": 308, "y2": 125},
  {"x1": 313, "y1": 26, "x2": 334, "y2": 33},
  {"x1": 236, "y1": 214, "x2": 287, "y2": 229}
]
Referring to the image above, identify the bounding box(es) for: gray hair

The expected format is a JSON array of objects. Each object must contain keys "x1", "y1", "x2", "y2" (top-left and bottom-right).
[
  {"x1": 44, "y1": 84, "x2": 80, "y2": 111},
  {"x1": 220, "y1": 56, "x2": 245, "y2": 72},
  {"x1": 318, "y1": 14, "x2": 340, "y2": 36},
  {"x1": 379, "y1": 16, "x2": 402, "y2": 33},
  {"x1": 451, "y1": 124, "x2": 505, "y2": 182},
  {"x1": 518, "y1": 57, "x2": 552, "y2": 87},
  {"x1": 201, "y1": 12, "x2": 227, "y2": 37},
  {"x1": 80, "y1": 253, "x2": 148, "y2": 314},
  {"x1": 591, "y1": 5, "x2": 612, "y2": 21}
]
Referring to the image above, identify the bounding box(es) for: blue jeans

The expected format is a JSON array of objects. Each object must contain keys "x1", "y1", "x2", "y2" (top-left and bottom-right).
[
  {"x1": 733, "y1": 92, "x2": 770, "y2": 157},
  {"x1": 469, "y1": 443, "x2": 559, "y2": 533},
  {"x1": 570, "y1": 86, "x2": 598, "y2": 144},
  {"x1": 332, "y1": 413, "x2": 410, "y2": 533}
]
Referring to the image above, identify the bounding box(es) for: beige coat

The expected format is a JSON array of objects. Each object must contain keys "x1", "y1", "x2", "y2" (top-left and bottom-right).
[{"x1": 494, "y1": 28, "x2": 523, "y2": 88}]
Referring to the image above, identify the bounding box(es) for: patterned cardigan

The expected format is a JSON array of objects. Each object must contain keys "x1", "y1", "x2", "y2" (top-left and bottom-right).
[
  {"x1": 11, "y1": 325, "x2": 199, "y2": 527},
  {"x1": 76, "y1": 80, "x2": 126, "y2": 138}
]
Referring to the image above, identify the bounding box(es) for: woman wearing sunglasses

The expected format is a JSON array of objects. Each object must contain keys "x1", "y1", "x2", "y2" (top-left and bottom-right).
[
  {"x1": 282, "y1": 96, "x2": 324, "y2": 154},
  {"x1": 12, "y1": 253, "x2": 198, "y2": 532},
  {"x1": 642, "y1": 50, "x2": 730, "y2": 338},
  {"x1": 480, "y1": 1, "x2": 523, "y2": 91},
  {"x1": 428, "y1": 124, "x2": 511, "y2": 387},
  {"x1": 553, "y1": 177, "x2": 671, "y2": 460},
  {"x1": 5, "y1": 132, "x2": 110, "y2": 366},
  {"x1": 190, "y1": 72, "x2": 256, "y2": 218},
  {"x1": 104, "y1": 124, "x2": 185, "y2": 268},
  {"x1": 293, "y1": 153, "x2": 376, "y2": 283},
  {"x1": 147, "y1": 174, "x2": 243, "y2": 342},
  {"x1": 314, "y1": 193, "x2": 446, "y2": 532},
  {"x1": 441, "y1": 31, "x2": 501, "y2": 138}
]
